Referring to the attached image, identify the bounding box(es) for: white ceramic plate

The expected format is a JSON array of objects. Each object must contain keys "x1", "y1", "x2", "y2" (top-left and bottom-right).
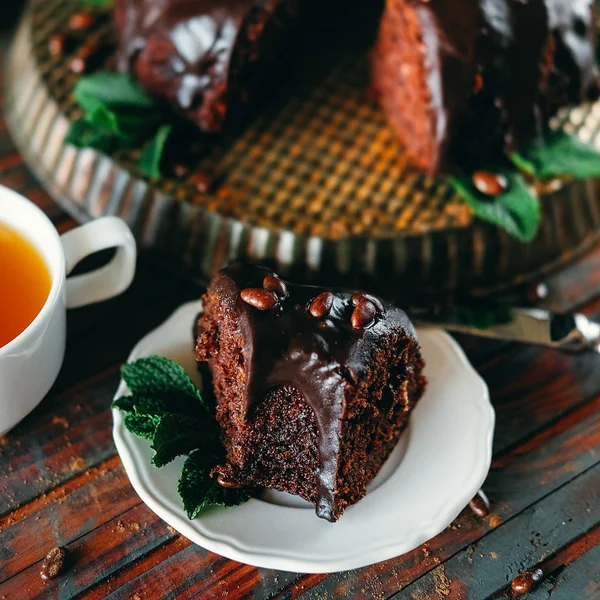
[{"x1": 113, "y1": 301, "x2": 494, "y2": 573}]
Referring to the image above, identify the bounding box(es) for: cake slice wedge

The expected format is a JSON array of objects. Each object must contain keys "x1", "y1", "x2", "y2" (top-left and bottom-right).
[{"x1": 195, "y1": 263, "x2": 426, "y2": 522}]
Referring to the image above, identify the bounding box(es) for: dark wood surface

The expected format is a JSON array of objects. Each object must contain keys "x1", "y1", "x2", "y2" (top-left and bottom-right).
[{"x1": 1, "y1": 23, "x2": 600, "y2": 600}]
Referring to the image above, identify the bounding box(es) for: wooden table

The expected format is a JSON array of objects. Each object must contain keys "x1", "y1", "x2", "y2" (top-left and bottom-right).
[{"x1": 1, "y1": 22, "x2": 600, "y2": 600}]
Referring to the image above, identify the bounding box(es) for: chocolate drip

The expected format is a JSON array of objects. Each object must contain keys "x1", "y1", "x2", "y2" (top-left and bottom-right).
[
  {"x1": 211, "y1": 263, "x2": 417, "y2": 521},
  {"x1": 407, "y1": 0, "x2": 598, "y2": 172}
]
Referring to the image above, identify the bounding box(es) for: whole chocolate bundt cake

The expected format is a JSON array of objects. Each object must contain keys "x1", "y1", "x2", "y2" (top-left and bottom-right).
[
  {"x1": 114, "y1": 0, "x2": 598, "y2": 173},
  {"x1": 372, "y1": 0, "x2": 599, "y2": 174}
]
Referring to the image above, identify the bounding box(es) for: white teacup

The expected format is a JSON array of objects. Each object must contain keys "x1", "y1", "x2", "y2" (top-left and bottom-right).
[{"x1": 0, "y1": 185, "x2": 137, "y2": 435}]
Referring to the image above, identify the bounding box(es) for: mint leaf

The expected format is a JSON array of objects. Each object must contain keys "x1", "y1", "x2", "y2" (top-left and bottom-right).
[
  {"x1": 121, "y1": 356, "x2": 203, "y2": 405},
  {"x1": 114, "y1": 355, "x2": 255, "y2": 518},
  {"x1": 123, "y1": 413, "x2": 160, "y2": 440},
  {"x1": 178, "y1": 451, "x2": 252, "y2": 519},
  {"x1": 451, "y1": 169, "x2": 541, "y2": 243},
  {"x1": 76, "y1": 0, "x2": 113, "y2": 5},
  {"x1": 448, "y1": 306, "x2": 513, "y2": 330},
  {"x1": 151, "y1": 414, "x2": 206, "y2": 467},
  {"x1": 113, "y1": 392, "x2": 208, "y2": 421},
  {"x1": 137, "y1": 125, "x2": 173, "y2": 179},
  {"x1": 510, "y1": 131, "x2": 600, "y2": 179},
  {"x1": 87, "y1": 102, "x2": 159, "y2": 141},
  {"x1": 74, "y1": 73, "x2": 155, "y2": 111},
  {"x1": 65, "y1": 118, "x2": 121, "y2": 153}
]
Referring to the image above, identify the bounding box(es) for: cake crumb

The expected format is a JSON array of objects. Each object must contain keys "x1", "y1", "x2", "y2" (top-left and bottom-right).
[
  {"x1": 490, "y1": 551, "x2": 498, "y2": 559},
  {"x1": 52, "y1": 416, "x2": 69, "y2": 428},
  {"x1": 489, "y1": 515, "x2": 502, "y2": 528},
  {"x1": 69, "y1": 456, "x2": 85, "y2": 472},
  {"x1": 434, "y1": 567, "x2": 451, "y2": 598}
]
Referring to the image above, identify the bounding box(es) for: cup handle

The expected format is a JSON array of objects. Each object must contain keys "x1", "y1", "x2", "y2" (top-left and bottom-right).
[{"x1": 61, "y1": 217, "x2": 137, "y2": 309}]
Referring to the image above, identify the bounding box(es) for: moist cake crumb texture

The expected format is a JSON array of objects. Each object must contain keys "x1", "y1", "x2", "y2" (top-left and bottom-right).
[{"x1": 196, "y1": 263, "x2": 426, "y2": 521}]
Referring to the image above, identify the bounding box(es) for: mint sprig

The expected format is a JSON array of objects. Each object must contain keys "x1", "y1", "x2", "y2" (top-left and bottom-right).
[
  {"x1": 179, "y1": 451, "x2": 252, "y2": 520},
  {"x1": 138, "y1": 125, "x2": 174, "y2": 179},
  {"x1": 450, "y1": 168, "x2": 541, "y2": 243},
  {"x1": 510, "y1": 130, "x2": 600, "y2": 179},
  {"x1": 76, "y1": 0, "x2": 113, "y2": 7},
  {"x1": 66, "y1": 73, "x2": 171, "y2": 179},
  {"x1": 113, "y1": 355, "x2": 254, "y2": 518}
]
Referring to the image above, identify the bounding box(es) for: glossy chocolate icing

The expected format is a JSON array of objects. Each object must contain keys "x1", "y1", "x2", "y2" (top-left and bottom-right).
[
  {"x1": 208, "y1": 263, "x2": 417, "y2": 521},
  {"x1": 114, "y1": 0, "x2": 296, "y2": 132},
  {"x1": 394, "y1": 0, "x2": 598, "y2": 172}
]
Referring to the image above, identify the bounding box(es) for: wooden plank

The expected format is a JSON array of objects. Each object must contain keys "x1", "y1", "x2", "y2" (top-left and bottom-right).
[
  {"x1": 0, "y1": 163, "x2": 40, "y2": 194},
  {"x1": 448, "y1": 335, "x2": 513, "y2": 370},
  {"x1": 270, "y1": 395, "x2": 600, "y2": 600},
  {"x1": 0, "y1": 457, "x2": 137, "y2": 583},
  {"x1": 389, "y1": 463, "x2": 600, "y2": 600},
  {"x1": 81, "y1": 542, "x2": 302, "y2": 600},
  {"x1": 527, "y1": 529, "x2": 600, "y2": 600},
  {"x1": 482, "y1": 345, "x2": 600, "y2": 453},
  {"x1": 0, "y1": 369, "x2": 119, "y2": 517},
  {"x1": 0, "y1": 275, "x2": 595, "y2": 595},
  {"x1": 0, "y1": 504, "x2": 173, "y2": 600},
  {"x1": 0, "y1": 265, "x2": 200, "y2": 514},
  {"x1": 9, "y1": 345, "x2": 592, "y2": 597},
  {"x1": 56, "y1": 392, "x2": 600, "y2": 600}
]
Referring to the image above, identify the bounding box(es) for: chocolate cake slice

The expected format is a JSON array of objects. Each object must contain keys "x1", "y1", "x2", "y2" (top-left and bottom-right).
[
  {"x1": 195, "y1": 263, "x2": 426, "y2": 522},
  {"x1": 114, "y1": 0, "x2": 300, "y2": 133},
  {"x1": 372, "y1": 0, "x2": 599, "y2": 174}
]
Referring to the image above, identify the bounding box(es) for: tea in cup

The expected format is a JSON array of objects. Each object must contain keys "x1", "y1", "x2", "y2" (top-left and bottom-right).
[{"x1": 0, "y1": 185, "x2": 137, "y2": 435}]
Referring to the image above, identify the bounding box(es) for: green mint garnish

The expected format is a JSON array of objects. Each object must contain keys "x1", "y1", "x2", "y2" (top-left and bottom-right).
[
  {"x1": 138, "y1": 125, "x2": 174, "y2": 179},
  {"x1": 510, "y1": 130, "x2": 600, "y2": 179},
  {"x1": 66, "y1": 73, "x2": 170, "y2": 178},
  {"x1": 75, "y1": 0, "x2": 113, "y2": 7},
  {"x1": 450, "y1": 167, "x2": 541, "y2": 243},
  {"x1": 74, "y1": 72, "x2": 156, "y2": 112},
  {"x1": 179, "y1": 451, "x2": 253, "y2": 520},
  {"x1": 120, "y1": 355, "x2": 203, "y2": 403},
  {"x1": 113, "y1": 355, "x2": 254, "y2": 518}
]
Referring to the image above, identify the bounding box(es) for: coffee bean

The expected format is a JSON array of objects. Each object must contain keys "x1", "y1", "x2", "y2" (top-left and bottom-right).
[
  {"x1": 40, "y1": 547, "x2": 67, "y2": 581},
  {"x1": 48, "y1": 34, "x2": 66, "y2": 57},
  {"x1": 309, "y1": 292, "x2": 334, "y2": 319},
  {"x1": 263, "y1": 275, "x2": 288, "y2": 298},
  {"x1": 240, "y1": 288, "x2": 278, "y2": 311},
  {"x1": 511, "y1": 568, "x2": 544, "y2": 595},
  {"x1": 351, "y1": 292, "x2": 384, "y2": 313},
  {"x1": 217, "y1": 473, "x2": 242, "y2": 488},
  {"x1": 351, "y1": 300, "x2": 377, "y2": 329},
  {"x1": 468, "y1": 490, "x2": 490, "y2": 517},
  {"x1": 472, "y1": 171, "x2": 508, "y2": 197},
  {"x1": 70, "y1": 38, "x2": 101, "y2": 74},
  {"x1": 69, "y1": 12, "x2": 96, "y2": 31}
]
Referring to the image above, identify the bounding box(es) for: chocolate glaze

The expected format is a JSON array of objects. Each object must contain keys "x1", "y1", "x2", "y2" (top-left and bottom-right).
[
  {"x1": 382, "y1": 0, "x2": 598, "y2": 173},
  {"x1": 114, "y1": 0, "x2": 297, "y2": 133},
  {"x1": 208, "y1": 263, "x2": 417, "y2": 521}
]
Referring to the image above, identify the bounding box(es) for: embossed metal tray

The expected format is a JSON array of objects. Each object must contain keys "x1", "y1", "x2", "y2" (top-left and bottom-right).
[{"x1": 6, "y1": 0, "x2": 600, "y2": 301}]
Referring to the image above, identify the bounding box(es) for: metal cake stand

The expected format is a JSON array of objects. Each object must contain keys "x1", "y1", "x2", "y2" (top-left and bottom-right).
[{"x1": 6, "y1": 0, "x2": 600, "y2": 301}]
